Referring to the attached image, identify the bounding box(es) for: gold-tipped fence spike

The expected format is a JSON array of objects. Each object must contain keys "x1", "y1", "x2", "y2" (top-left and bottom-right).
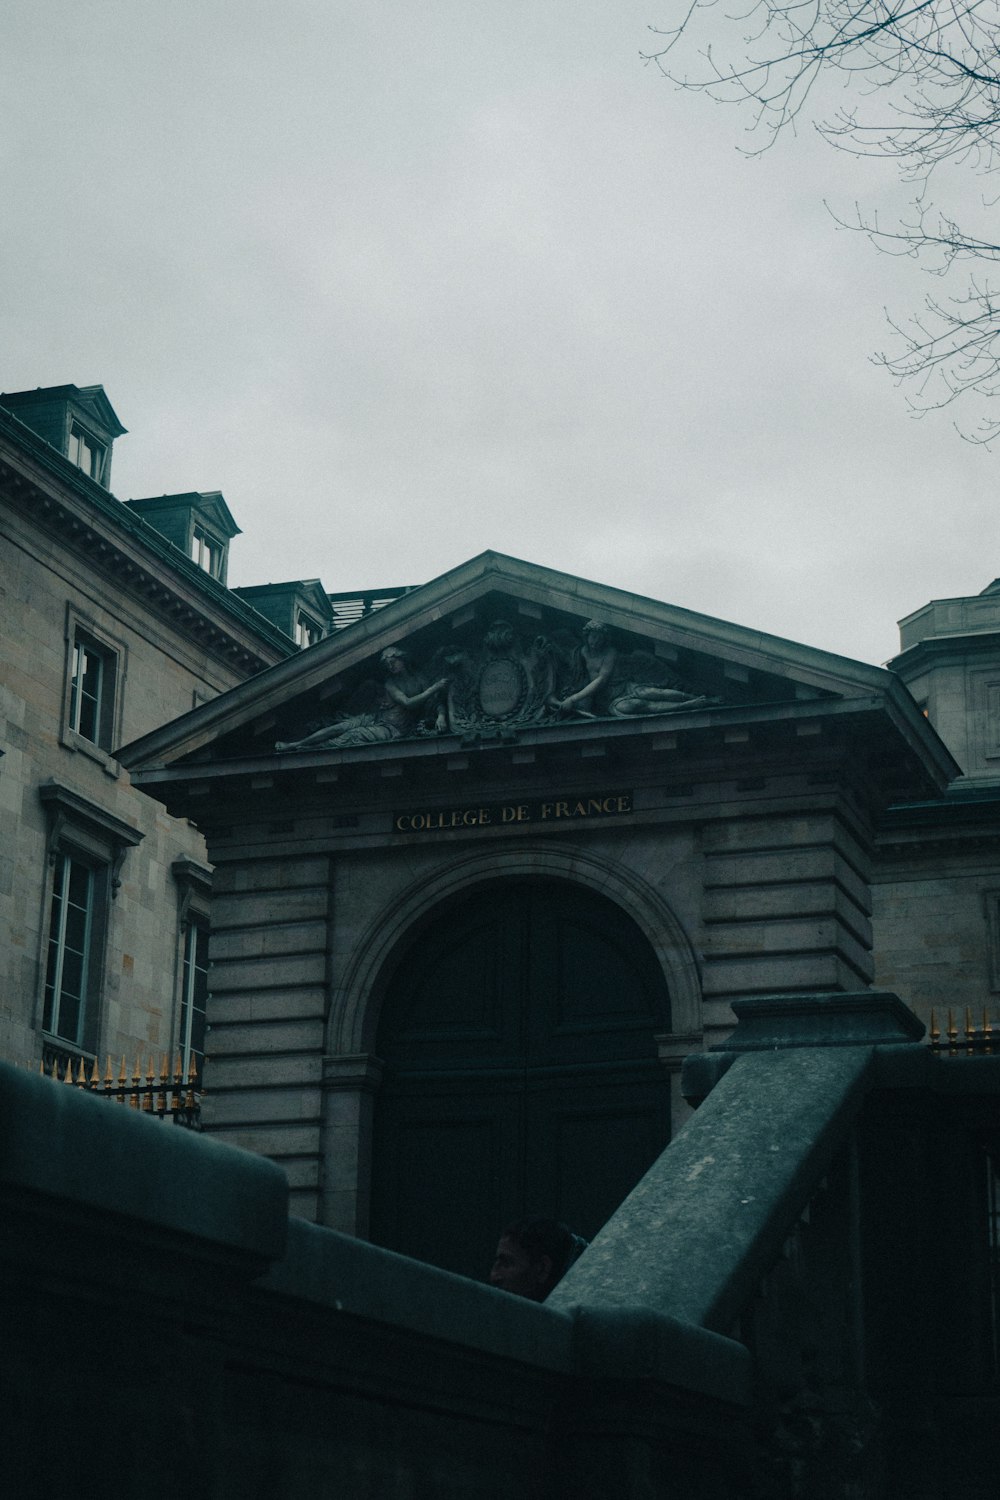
[
  {"x1": 141, "y1": 1056, "x2": 154, "y2": 1111},
  {"x1": 31, "y1": 1045, "x2": 201, "y2": 1124},
  {"x1": 928, "y1": 1005, "x2": 1000, "y2": 1057},
  {"x1": 184, "y1": 1056, "x2": 198, "y2": 1111}
]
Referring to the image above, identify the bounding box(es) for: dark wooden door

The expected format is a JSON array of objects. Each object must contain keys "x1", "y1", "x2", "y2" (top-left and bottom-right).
[{"x1": 371, "y1": 879, "x2": 671, "y2": 1280}]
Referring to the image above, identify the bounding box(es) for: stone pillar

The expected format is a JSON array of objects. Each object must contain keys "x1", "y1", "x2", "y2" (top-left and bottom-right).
[
  {"x1": 700, "y1": 807, "x2": 874, "y2": 1045},
  {"x1": 200, "y1": 853, "x2": 333, "y2": 1221},
  {"x1": 318, "y1": 1053, "x2": 385, "y2": 1234}
]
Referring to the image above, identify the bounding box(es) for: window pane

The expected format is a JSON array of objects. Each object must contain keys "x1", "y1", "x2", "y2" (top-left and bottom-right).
[
  {"x1": 68, "y1": 426, "x2": 104, "y2": 479},
  {"x1": 179, "y1": 921, "x2": 210, "y2": 1078},
  {"x1": 69, "y1": 632, "x2": 114, "y2": 747},
  {"x1": 66, "y1": 857, "x2": 92, "y2": 908},
  {"x1": 58, "y1": 988, "x2": 84, "y2": 1047},
  {"x1": 191, "y1": 528, "x2": 221, "y2": 578},
  {"x1": 62, "y1": 903, "x2": 88, "y2": 955},
  {"x1": 60, "y1": 948, "x2": 85, "y2": 1005}
]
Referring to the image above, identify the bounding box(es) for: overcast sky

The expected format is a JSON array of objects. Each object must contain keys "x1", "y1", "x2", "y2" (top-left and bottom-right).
[{"x1": 3, "y1": 1, "x2": 994, "y2": 665}]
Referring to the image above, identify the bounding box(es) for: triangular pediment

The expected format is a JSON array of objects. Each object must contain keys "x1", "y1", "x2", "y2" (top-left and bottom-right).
[
  {"x1": 73, "y1": 385, "x2": 128, "y2": 440},
  {"x1": 118, "y1": 552, "x2": 957, "y2": 793}
]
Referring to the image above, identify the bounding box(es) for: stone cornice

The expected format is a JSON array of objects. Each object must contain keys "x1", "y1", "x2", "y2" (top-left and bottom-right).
[
  {"x1": 876, "y1": 786, "x2": 1000, "y2": 858},
  {"x1": 889, "y1": 628, "x2": 1000, "y2": 677},
  {"x1": 126, "y1": 696, "x2": 926, "y2": 820}
]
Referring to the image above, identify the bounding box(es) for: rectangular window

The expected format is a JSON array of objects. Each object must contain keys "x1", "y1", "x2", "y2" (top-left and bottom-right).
[
  {"x1": 191, "y1": 527, "x2": 222, "y2": 578},
  {"x1": 38, "y1": 782, "x2": 140, "y2": 1059},
  {"x1": 43, "y1": 851, "x2": 100, "y2": 1048},
  {"x1": 178, "y1": 921, "x2": 209, "y2": 1083},
  {"x1": 295, "y1": 613, "x2": 322, "y2": 648},
  {"x1": 67, "y1": 424, "x2": 106, "y2": 482},
  {"x1": 69, "y1": 630, "x2": 116, "y2": 749}
]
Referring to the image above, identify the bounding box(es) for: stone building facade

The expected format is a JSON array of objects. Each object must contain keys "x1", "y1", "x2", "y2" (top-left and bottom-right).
[
  {"x1": 871, "y1": 580, "x2": 1000, "y2": 1026},
  {"x1": 0, "y1": 385, "x2": 295, "y2": 1077},
  {"x1": 6, "y1": 377, "x2": 1000, "y2": 1294},
  {"x1": 118, "y1": 552, "x2": 989, "y2": 1286}
]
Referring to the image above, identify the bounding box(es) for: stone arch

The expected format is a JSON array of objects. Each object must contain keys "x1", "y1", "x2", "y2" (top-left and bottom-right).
[{"x1": 329, "y1": 841, "x2": 702, "y2": 1058}]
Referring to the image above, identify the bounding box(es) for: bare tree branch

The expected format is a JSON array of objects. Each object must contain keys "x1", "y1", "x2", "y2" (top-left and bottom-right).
[{"x1": 651, "y1": 0, "x2": 1000, "y2": 435}]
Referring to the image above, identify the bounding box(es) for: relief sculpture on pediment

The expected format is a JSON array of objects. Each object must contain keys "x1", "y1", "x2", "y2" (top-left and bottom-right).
[
  {"x1": 437, "y1": 619, "x2": 558, "y2": 735},
  {"x1": 275, "y1": 619, "x2": 715, "y2": 752},
  {"x1": 552, "y1": 620, "x2": 714, "y2": 721},
  {"x1": 275, "y1": 646, "x2": 449, "y2": 752}
]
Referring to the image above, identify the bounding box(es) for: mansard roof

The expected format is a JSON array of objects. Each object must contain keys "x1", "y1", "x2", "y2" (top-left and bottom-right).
[
  {"x1": 0, "y1": 383, "x2": 128, "y2": 440},
  {"x1": 233, "y1": 577, "x2": 335, "y2": 628},
  {"x1": 0, "y1": 402, "x2": 294, "y2": 671},
  {"x1": 126, "y1": 489, "x2": 242, "y2": 540},
  {"x1": 118, "y1": 551, "x2": 959, "y2": 801}
]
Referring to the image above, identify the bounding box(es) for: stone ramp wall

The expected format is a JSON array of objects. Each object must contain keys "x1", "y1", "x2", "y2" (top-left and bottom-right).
[{"x1": 0, "y1": 1062, "x2": 749, "y2": 1500}]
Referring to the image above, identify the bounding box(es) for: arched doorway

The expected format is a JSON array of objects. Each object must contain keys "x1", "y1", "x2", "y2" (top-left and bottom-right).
[{"x1": 370, "y1": 877, "x2": 672, "y2": 1281}]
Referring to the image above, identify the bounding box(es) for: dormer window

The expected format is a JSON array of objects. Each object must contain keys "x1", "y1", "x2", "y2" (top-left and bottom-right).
[
  {"x1": 126, "y1": 491, "x2": 239, "y2": 586},
  {"x1": 67, "y1": 424, "x2": 107, "y2": 482},
  {"x1": 0, "y1": 384, "x2": 125, "y2": 491},
  {"x1": 191, "y1": 527, "x2": 223, "y2": 578},
  {"x1": 231, "y1": 580, "x2": 335, "y2": 645}
]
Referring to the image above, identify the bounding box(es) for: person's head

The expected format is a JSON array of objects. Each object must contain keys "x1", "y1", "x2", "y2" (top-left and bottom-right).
[
  {"x1": 582, "y1": 620, "x2": 608, "y2": 648},
  {"x1": 380, "y1": 646, "x2": 406, "y2": 674},
  {"x1": 488, "y1": 1218, "x2": 587, "y2": 1301}
]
